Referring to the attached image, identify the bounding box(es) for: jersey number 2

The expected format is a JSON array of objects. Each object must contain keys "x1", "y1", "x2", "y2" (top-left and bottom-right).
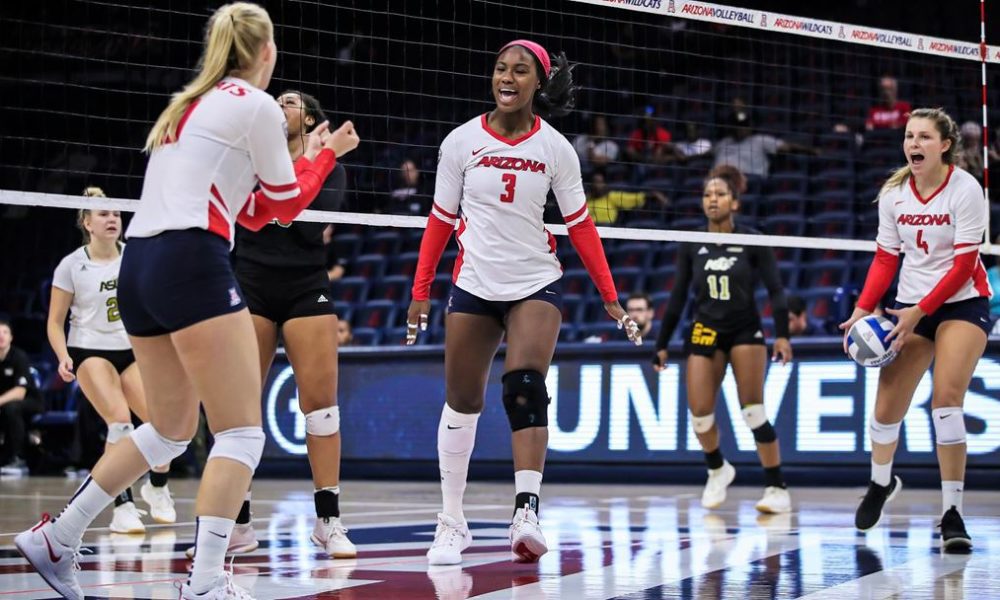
[
  {"x1": 916, "y1": 229, "x2": 930, "y2": 254},
  {"x1": 499, "y1": 173, "x2": 517, "y2": 203},
  {"x1": 106, "y1": 297, "x2": 121, "y2": 323}
]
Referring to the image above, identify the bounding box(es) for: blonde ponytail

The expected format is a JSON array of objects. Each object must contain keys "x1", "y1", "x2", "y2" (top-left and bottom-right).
[
  {"x1": 144, "y1": 3, "x2": 273, "y2": 152},
  {"x1": 877, "y1": 107, "x2": 960, "y2": 200}
]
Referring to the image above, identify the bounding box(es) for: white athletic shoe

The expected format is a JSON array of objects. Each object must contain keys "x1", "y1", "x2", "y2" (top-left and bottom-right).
[
  {"x1": 701, "y1": 461, "x2": 736, "y2": 509},
  {"x1": 509, "y1": 506, "x2": 548, "y2": 563},
  {"x1": 427, "y1": 514, "x2": 472, "y2": 566},
  {"x1": 311, "y1": 517, "x2": 357, "y2": 558},
  {"x1": 177, "y1": 571, "x2": 255, "y2": 599},
  {"x1": 14, "y1": 514, "x2": 85, "y2": 600},
  {"x1": 186, "y1": 523, "x2": 260, "y2": 559},
  {"x1": 109, "y1": 501, "x2": 147, "y2": 534},
  {"x1": 755, "y1": 486, "x2": 792, "y2": 514},
  {"x1": 140, "y1": 481, "x2": 177, "y2": 524}
]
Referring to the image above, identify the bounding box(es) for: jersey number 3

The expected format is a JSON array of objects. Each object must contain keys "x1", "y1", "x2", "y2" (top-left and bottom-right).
[{"x1": 499, "y1": 173, "x2": 517, "y2": 203}]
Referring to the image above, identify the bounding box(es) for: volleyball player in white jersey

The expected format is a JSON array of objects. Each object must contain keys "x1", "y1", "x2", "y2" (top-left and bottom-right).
[
  {"x1": 406, "y1": 40, "x2": 641, "y2": 566},
  {"x1": 15, "y1": 4, "x2": 359, "y2": 599},
  {"x1": 841, "y1": 108, "x2": 989, "y2": 553},
  {"x1": 47, "y1": 187, "x2": 175, "y2": 534}
]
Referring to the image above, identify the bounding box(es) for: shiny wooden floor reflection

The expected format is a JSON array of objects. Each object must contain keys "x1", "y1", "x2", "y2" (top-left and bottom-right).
[{"x1": 0, "y1": 477, "x2": 997, "y2": 599}]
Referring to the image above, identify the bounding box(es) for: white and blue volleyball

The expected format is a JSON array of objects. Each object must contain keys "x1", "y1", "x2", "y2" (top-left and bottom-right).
[{"x1": 847, "y1": 315, "x2": 897, "y2": 368}]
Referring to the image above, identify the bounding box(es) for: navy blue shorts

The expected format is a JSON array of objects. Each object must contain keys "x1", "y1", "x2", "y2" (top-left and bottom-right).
[
  {"x1": 118, "y1": 229, "x2": 246, "y2": 337},
  {"x1": 447, "y1": 280, "x2": 562, "y2": 327},
  {"x1": 896, "y1": 297, "x2": 991, "y2": 341},
  {"x1": 67, "y1": 347, "x2": 135, "y2": 374}
]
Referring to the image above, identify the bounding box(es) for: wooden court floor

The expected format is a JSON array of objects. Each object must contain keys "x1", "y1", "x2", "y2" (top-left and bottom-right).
[{"x1": 0, "y1": 477, "x2": 997, "y2": 599}]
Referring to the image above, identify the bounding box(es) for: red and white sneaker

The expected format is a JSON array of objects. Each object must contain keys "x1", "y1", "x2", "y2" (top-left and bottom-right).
[
  {"x1": 509, "y1": 506, "x2": 548, "y2": 563},
  {"x1": 14, "y1": 514, "x2": 85, "y2": 600}
]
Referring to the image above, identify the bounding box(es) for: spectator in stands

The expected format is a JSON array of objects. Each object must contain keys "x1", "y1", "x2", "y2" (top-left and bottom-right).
[
  {"x1": 586, "y1": 171, "x2": 668, "y2": 225},
  {"x1": 337, "y1": 319, "x2": 354, "y2": 347},
  {"x1": 865, "y1": 76, "x2": 911, "y2": 131},
  {"x1": 0, "y1": 319, "x2": 42, "y2": 475},
  {"x1": 957, "y1": 121, "x2": 984, "y2": 184},
  {"x1": 322, "y1": 225, "x2": 348, "y2": 281},
  {"x1": 387, "y1": 158, "x2": 431, "y2": 215},
  {"x1": 675, "y1": 122, "x2": 713, "y2": 160},
  {"x1": 573, "y1": 115, "x2": 619, "y2": 171},
  {"x1": 787, "y1": 295, "x2": 817, "y2": 337},
  {"x1": 625, "y1": 293, "x2": 655, "y2": 339},
  {"x1": 625, "y1": 106, "x2": 679, "y2": 165},
  {"x1": 713, "y1": 100, "x2": 815, "y2": 178}
]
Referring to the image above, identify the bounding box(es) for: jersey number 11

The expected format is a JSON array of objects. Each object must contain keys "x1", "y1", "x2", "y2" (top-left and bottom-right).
[{"x1": 707, "y1": 275, "x2": 731, "y2": 300}]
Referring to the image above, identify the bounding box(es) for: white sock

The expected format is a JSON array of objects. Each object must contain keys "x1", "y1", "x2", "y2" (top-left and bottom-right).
[
  {"x1": 315, "y1": 486, "x2": 340, "y2": 494},
  {"x1": 188, "y1": 516, "x2": 235, "y2": 594},
  {"x1": 871, "y1": 459, "x2": 892, "y2": 487},
  {"x1": 245, "y1": 490, "x2": 252, "y2": 502},
  {"x1": 438, "y1": 404, "x2": 479, "y2": 523},
  {"x1": 514, "y1": 470, "x2": 543, "y2": 496},
  {"x1": 941, "y1": 480, "x2": 964, "y2": 515},
  {"x1": 52, "y1": 476, "x2": 113, "y2": 548}
]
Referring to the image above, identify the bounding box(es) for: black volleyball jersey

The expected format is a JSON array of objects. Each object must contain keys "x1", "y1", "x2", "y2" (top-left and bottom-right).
[
  {"x1": 655, "y1": 226, "x2": 789, "y2": 350},
  {"x1": 234, "y1": 162, "x2": 346, "y2": 269}
]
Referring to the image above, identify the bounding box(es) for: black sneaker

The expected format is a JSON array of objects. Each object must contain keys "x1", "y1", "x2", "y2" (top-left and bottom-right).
[
  {"x1": 854, "y1": 475, "x2": 901, "y2": 531},
  {"x1": 939, "y1": 506, "x2": 972, "y2": 553}
]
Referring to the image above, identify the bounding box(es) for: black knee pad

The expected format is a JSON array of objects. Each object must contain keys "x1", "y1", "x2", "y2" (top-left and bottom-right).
[
  {"x1": 501, "y1": 369, "x2": 549, "y2": 431},
  {"x1": 751, "y1": 422, "x2": 777, "y2": 444}
]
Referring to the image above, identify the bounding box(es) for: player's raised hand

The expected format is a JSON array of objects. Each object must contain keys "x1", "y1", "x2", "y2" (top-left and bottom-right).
[
  {"x1": 304, "y1": 121, "x2": 329, "y2": 160},
  {"x1": 405, "y1": 299, "x2": 430, "y2": 345},
  {"x1": 326, "y1": 120, "x2": 360, "y2": 158},
  {"x1": 604, "y1": 301, "x2": 642, "y2": 345}
]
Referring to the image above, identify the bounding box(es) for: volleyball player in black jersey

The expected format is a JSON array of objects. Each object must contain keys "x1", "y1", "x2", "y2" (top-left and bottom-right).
[
  {"x1": 190, "y1": 90, "x2": 356, "y2": 559},
  {"x1": 652, "y1": 165, "x2": 793, "y2": 513}
]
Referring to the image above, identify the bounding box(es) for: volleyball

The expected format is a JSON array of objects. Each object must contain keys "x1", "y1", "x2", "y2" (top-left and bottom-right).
[{"x1": 847, "y1": 315, "x2": 897, "y2": 368}]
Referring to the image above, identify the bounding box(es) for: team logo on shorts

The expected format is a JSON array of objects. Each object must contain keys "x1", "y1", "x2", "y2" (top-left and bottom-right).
[
  {"x1": 691, "y1": 322, "x2": 717, "y2": 346},
  {"x1": 228, "y1": 287, "x2": 241, "y2": 307}
]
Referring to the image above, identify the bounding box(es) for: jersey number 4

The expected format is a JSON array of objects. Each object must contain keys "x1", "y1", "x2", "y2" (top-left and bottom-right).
[
  {"x1": 707, "y1": 275, "x2": 731, "y2": 300},
  {"x1": 916, "y1": 229, "x2": 930, "y2": 254},
  {"x1": 499, "y1": 173, "x2": 517, "y2": 203}
]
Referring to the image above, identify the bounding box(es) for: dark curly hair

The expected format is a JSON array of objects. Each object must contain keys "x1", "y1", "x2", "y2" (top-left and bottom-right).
[
  {"x1": 705, "y1": 164, "x2": 747, "y2": 199},
  {"x1": 502, "y1": 46, "x2": 579, "y2": 118}
]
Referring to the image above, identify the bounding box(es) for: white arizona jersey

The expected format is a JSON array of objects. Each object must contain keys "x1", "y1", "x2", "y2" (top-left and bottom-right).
[
  {"x1": 877, "y1": 165, "x2": 991, "y2": 304},
  {"x1": 431, "y1": 114, "x2": 589, "y2": 301},
  {"x1": 127, "y1": 77, "x2": 300, "y2": 247},
  {"x1": 52, "y1": 247, "x2": 131, "y2": 350}
]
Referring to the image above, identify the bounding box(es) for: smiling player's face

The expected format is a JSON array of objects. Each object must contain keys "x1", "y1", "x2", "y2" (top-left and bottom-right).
[{"x1": 492, "y1": 46, "x2": 539, "y2": 114}]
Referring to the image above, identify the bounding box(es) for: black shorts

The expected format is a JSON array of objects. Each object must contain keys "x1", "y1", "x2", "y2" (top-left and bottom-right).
[
  {"x1": 446, "y1": 280, "x2": 562, "y2": 328},
  {"x1": 684, "y1": 320, "x2": 766, "y2": 357},
  {"x1": 235, "y1": 261, "x2": 334, "y2": 325},
  {"x1": 896, "y1": 296, "x2": 991, "y2": 340},
  {"x1": 67, "y1": 347, "x2": 135, "y2": 374},
  {"x1": 118, "y1": 229, "x2": 246, "y2": 337}
]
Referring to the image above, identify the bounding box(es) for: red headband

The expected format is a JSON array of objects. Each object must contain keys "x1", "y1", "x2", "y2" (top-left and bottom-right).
[{"x1": 499, "y1": 39, "x2": 551, "y2": 77}]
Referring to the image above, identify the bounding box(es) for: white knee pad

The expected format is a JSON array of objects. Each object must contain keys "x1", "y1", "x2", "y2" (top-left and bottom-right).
[
  {"x1": 690, "y1": 412, "x2": 715, "y2": 434},
  {"x1": 932, "y1": 407, "x2": 966, "y2": 446},
  {"x1": 740, "y1": 404, "x2": 767, "y2": 429},
  {"x1": 106, "y1": 422, "x2": 134, "y2": 444},
  {"x1": 131, "y1": 423, "x2": 190, "y2": 468},
  {"x1": 209, "y1": 426, "x2": 265, "y2": 472},
  {"x1": 869, "y1": 418, "x2": 902, "y2": 445},
  {"x1": 305, "y1": 406, "x2": 340, "y2": 437}
]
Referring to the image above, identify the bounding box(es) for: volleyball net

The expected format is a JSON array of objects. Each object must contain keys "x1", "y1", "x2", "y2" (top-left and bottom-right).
[{"x1": 1, "y1": 0, "x2": 997, "y2": 345}]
